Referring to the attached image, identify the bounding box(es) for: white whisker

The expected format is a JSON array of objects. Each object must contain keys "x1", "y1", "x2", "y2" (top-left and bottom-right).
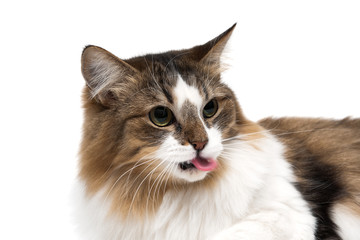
[
  {"x1": 145, "y1": 161, "x2": 173, "y2": 212},
  {"x1": 102, "y1": 157, "x2": 157, "y2": 210},
  {"x1": 127, "y1": 158, "x2": 167, "y2": 218}
]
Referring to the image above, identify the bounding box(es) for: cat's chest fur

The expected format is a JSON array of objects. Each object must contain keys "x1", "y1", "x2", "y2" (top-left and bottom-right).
[{"x1": 75, "y1": 135, "x2": 309, "y2": 240}]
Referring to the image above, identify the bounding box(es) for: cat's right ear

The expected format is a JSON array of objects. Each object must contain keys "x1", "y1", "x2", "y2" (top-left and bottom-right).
[{"x1": 81, "y1": 45, "x2": 139, "y2": 106}]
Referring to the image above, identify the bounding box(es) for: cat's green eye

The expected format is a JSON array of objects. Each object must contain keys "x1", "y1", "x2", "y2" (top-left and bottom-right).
[
  {"x1": 203, "y1": 99, "x2": 218, "y2": 118},
  {"x1": 149, "y1": 106, "x2": 174, "y2": 127}
]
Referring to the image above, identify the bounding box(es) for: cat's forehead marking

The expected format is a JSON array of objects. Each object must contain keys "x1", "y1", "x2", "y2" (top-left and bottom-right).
[{"x1": 173, "y1": 74, "x2": 203, "y2": 110}]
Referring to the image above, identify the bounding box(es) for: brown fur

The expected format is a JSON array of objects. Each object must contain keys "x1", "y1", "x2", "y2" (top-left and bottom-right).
[
  {"x1": 259, "y1": 117, "x2": 360, "y2": 238},
  {"x1": 259, "y1": 117, "x2": 360, "y2": 201},
  {"x1": 79, "y1": 24, "x2": 243, "y2": 218},
  {"x1": 79, "y1": 24, "x2": 359, "y2": 238}
]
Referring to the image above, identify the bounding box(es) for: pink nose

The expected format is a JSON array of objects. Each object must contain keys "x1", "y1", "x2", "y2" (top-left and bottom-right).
[{"x1": 191, "y1": 141, "x2": 208, "y2": 151}]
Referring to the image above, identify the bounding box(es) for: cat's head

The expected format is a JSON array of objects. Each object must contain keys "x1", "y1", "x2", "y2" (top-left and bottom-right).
[{"x1": 79, "y1": 24, "x2": 263, "y2": 215}]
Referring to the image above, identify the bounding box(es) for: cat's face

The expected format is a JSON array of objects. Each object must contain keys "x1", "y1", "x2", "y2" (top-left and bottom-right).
[
  {"x1": 79, "y1": 25, "x2": 261, "y2": 213},
  {"x1": 136, "y1": 71, "x2": 235, "y2": 182}
]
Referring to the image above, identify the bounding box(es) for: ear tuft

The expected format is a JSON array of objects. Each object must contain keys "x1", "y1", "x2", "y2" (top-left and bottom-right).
[
  {"x1": 81, "y1": 46, "x2": 137, "y2": 106},
  {"x1": 191, "y1": 23, "x2": 236, "y2": 66}
]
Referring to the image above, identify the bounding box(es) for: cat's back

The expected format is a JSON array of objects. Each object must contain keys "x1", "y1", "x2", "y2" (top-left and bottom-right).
[
  {"x1": 259, "y1": 117, "x2": 360, "y2": 239},
  {"x1": 258, "y1": 117, "x2": 360, "y2": 170},
  {"x1": 259, "y1": 117, "x2": 360, "y2": 153}
]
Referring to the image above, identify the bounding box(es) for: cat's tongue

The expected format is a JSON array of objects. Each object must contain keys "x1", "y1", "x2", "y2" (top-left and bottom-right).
[{"x1": 191, "y1": 157, "x2": 217, "y2": 172}]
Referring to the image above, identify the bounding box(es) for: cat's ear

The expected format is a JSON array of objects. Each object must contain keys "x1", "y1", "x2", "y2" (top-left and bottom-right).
[
  {"x1": 81, "y1": 45, "x2": 139, "y2": 106},
  {"x1": 191, "y1": 23, "x2": 236, "y2": 66}
]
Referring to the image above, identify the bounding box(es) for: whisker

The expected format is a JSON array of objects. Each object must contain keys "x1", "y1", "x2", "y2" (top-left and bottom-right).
[
  {"x1": 222, "y1": 127, "x2": 337, "y2": 144},
  {"x1": 154, "y1": 162, "x2": 174, "y2": 200},
  {"x1": 127, "y1": 158, "x2": 167, "y2": 217},
  {"x1": 125, "y1": 152, "x2": 157, "y2": 183},
  {"x1": 102, "y1": 151, "x2": 157, "y2": 206},
  {"x1": 145, "y1": 161, "x2": 173, "y2": 212},
  {"x1": 102, "y1": 157, "x2": 157, "y2": 210},
  {"x1": 161, "y1": 162, "x2": 176, "y2": 195},
  {"x1": 221, "y1": 130, "x2": 271, "y2": 142},
  {"x1": 125, "y1": 157, "x2": 159, "y2": 189},
  {"x1": 151, "y1": 162, "x2": 177, "y2": 212}
]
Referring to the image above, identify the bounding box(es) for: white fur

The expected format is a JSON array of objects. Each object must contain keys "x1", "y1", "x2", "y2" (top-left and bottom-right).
[
  {"x1": 87, "y1": 52, "x2": 123, "y2": 98},
  {"x1": 154, "y1": 119, "x2": 223, "y2": 182},
  {"x1": 173, "y1": 74, "x2": 203, "y2": 110},
  {"x1": 332, "y1": 203, "x2": 360, "y2": 240},
  {"x1": 155, "y1": 134, "x2": 205, "y2": 182},
  {"x1": 75, "y1": 68, "x2": 316, "y2": 239},
  {"x1": 74, "y1": 133, "x2": 317, "y2": 240},
  {"x1": 156, "y1": 134, "x2": 196, "y2": 163}
]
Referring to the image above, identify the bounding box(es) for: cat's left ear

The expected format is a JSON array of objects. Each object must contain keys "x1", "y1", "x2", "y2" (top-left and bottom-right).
[{"x1": 191, "y1": 23, "x2": 236, "y2": 66}]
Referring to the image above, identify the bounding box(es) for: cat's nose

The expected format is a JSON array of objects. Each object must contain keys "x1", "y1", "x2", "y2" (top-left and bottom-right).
[{"x1": 191, "y1": 141, "x2": 208, "y2": 151}]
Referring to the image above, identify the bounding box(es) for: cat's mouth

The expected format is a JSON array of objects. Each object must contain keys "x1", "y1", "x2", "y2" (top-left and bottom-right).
[
  {"x1": 179, "y1": 161, "x2": 196, "y2": 171},
  {"x1": 179, "y1": 157, "x2": 217, "y2": 172}
]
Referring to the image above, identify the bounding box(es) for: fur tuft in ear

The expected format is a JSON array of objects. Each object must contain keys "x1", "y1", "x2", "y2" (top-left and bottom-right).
[
  {"x1": 81, "y1": 45, "x2": 138, "y2": 106},
  {"x1": 191, "y1": 23, "x2": 236, "y2": 66}
]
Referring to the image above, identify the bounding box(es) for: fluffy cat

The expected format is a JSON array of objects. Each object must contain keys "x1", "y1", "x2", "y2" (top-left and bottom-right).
[{"x1": 75, "y1": 24, "x2": 360, "y2": 240}]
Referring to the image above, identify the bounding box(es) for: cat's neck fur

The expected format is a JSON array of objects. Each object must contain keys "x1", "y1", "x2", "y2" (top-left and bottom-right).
[{"x1": 74, "y1": 133, "x2": 314, "y2": 240}]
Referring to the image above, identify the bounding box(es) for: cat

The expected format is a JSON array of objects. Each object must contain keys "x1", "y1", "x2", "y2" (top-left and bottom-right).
[{"x1": 74, "y1": 24, "x2": 360, "y2": 240}]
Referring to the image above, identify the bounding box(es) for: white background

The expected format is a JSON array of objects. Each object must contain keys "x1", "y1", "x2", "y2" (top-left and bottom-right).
[{"x1": 1, "y1": 0, "x2": 359, "y2": 239}]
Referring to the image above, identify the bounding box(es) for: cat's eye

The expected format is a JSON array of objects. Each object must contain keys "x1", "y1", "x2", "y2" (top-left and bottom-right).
[
  {"x1": 149, "y1": 106, "x2": 174, "y2": 127},
  {"x1": 203, "y1": 99, "x2": 218, "y2": 118}
]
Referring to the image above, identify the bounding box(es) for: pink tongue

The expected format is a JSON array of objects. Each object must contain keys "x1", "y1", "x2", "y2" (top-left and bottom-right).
[{"x1": 191, "y1": 157, "x2": 217, "y2": 172}]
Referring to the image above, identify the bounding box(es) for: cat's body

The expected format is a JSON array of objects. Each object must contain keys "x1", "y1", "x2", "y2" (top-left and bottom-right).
[
  {"x1": 75, "y1": 25, "x2": 360, "y2": 239},
  {"x1": 260, "y1": 117, "x2": 360, "y2": 239}
]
